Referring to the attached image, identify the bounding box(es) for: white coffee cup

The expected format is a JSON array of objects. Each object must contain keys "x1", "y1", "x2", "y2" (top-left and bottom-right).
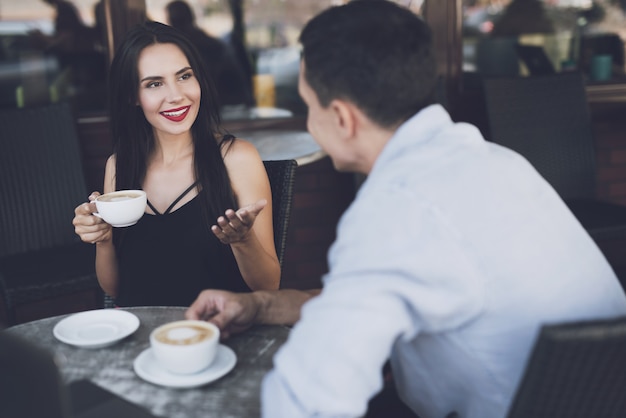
[
  {"x1": 94, "y1": 190, "x2": 147, "y2": 227},
  {"x1": 150, "y1": 320, "x2": 220, "y2": 374}
]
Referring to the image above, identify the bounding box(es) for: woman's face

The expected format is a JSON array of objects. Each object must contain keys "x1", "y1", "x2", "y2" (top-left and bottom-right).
[{"x1": 136, "y1": 42, "x2": 201, "y2": 140}]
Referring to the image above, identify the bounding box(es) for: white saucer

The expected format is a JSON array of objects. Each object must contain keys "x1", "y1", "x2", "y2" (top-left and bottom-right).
[
  {"x1": 133, "y1": 345, "x2": 237, "y2": 389},
  {"x1": 53, "y1": 309, "x2": 140, "y2": 349}
]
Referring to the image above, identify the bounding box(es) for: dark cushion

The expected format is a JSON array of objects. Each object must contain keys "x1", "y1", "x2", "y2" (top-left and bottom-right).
[{"x1": 0, "y1": 242, "x2": 98, "y2": 308}]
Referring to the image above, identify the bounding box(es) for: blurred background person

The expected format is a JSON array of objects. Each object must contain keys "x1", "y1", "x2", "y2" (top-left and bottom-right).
[
  {"x1": 225, "y1": 0, "x2": 255, "y2": 104},
  {"x1": 490, "y1": 0, "x2": 555, "y2": 37},
  {"x1": 27, "y1": 0, "x2": 106, "y2": 107},
  {"x1": 166, "y1": 0, "x2": 255, "y2": 108},
  {"x1": 28, "y1": 0, "x2": 100, "y2": 60}
]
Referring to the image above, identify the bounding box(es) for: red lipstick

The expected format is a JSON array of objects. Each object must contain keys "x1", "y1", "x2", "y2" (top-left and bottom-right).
[{"x1": 160, "y1": 106, "x2": 190, "y2": 122}]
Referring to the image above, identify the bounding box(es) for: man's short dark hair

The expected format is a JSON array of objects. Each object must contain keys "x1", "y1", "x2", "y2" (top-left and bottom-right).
[{"x1": 299, "y1": 0, "x2": 437, "y2": 128}]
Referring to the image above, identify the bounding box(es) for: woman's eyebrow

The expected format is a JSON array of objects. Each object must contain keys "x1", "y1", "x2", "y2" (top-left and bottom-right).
[
  {"x1": 140, "y1": 75, "x2": 162, "y2": 82},
  {"x1": 176, "y1": 66, "x2": 193, "y2": 75},
  {"x1": 141, "y1": 67, "x2": 192, "y2": 82}
]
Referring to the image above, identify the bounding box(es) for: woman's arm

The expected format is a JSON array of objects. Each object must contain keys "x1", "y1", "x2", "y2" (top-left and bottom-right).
[
  {"x1": 220, "y1": 139, "x2": 281, "y2": 290},
  {"x1": 94, "y1": 155, "x2": 121, "y2": 296}
]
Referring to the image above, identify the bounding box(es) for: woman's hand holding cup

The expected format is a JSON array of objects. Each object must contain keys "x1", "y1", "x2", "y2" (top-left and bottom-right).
[{"x1": 73, "y1": 191, "x2": 113, "y2": 245}]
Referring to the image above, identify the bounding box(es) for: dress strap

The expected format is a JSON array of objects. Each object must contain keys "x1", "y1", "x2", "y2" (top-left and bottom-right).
[
  {"x1": 147, "y1": 200, "x2": 161, "y2": 215},
  {"x1": 147, "y1": 181, "x2": 200, "y2": 215}
]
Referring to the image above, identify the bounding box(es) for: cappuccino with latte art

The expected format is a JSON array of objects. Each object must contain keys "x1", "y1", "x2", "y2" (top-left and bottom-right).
[
  {"x1": 154, "y1": 324, "x2": 214, "y2": 346},
  {"x1": 150, "y1": 320, "x2": 220, "y2": 374}
]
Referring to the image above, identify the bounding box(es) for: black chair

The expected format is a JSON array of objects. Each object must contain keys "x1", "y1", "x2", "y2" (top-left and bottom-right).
[
  {"x1": 515, "y1": 44, "x2": 556, "y2": 76},
  {"x1": 475, "y1": 37, "x2": 521, "y2": 77},
  {"x1": 482, "y1": 72, "x2": 626, "y2": 253},
  {"x1": 0, "y1": 331, "x2": 71, "y2": 418},
  {"x1": 507, "y1": 316, "x2": 626, "y2": 418},
  {"x1": 262, "y1": 159, "x2": 297, "y2": 269},
  {"x1": 0, "y1": 102, "x2": 100, "y2": 326},
  {"x1": 102, "y1": 159, "x2": 297, "y2": 308}
]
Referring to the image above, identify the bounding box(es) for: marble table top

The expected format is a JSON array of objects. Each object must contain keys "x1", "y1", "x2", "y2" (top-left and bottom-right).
[
  {"x1": 236, "y1": 129, "x2": 326, "y2": 166},
  {"x1": 221, "y1": 106, "x2": 294, "y2": 121},
  {"x1": 7, "y1": 306, "x2": 291, "y2": 418}
]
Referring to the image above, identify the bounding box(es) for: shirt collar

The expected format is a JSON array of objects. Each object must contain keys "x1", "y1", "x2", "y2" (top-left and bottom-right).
[{"x1": 370, "y1": 104, "x2": 452, "y2": 176}]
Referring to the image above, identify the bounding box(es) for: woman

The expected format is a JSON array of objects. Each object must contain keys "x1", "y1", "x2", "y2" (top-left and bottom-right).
[{"x1": 73, "y1": 21, "x2": 280, "y2": 306}]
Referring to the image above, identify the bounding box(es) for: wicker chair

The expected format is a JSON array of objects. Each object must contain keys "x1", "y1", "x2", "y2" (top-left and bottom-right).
[
  {"x1": 262, "y1": 159, "x2": 297, "y2": 269},
  {"x1": 483, "y1": 72, "x2": 626, "y2": 285},
  {"x1": 507, "y1": 316, "x2": 626, "y2": 418},
  {"x1": 0, "y1": 102, "x2": 100, "y2": 326},
  {"x1": 483, "y1": 72, "x2": 626, "y2": 240}
]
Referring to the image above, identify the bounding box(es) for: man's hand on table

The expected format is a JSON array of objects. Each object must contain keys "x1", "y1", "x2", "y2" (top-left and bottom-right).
[
  {"x1": 186, "y1": 290, "x2": 261, "y2": 339},
  {"x1": 185, "y1": 289, "x2": 322, "y2": 339}
]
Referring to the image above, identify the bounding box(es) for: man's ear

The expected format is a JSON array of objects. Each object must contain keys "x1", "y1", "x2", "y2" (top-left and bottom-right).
[{"x1": 329, "y1": 99, "x2": 357, "y2": 139}]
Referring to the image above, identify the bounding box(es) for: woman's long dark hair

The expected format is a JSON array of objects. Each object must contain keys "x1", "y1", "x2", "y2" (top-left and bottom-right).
[{"x1": 108, "y1": 21, "x2": 236, "y2": 229}]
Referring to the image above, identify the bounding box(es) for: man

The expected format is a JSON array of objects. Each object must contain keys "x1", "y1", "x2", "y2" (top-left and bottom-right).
[{"x1": 187, "y1": 1, "x2": 626, "y2": 417}]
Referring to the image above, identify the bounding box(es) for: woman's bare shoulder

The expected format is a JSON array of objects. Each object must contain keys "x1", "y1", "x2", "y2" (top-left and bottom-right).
[
  {"x1": 106, "y1": 154, "x2": 117, "y2": 166},
  {"x1": 221, "y1": 137, "x2": 261, "y2": 166},
  {"x1": 104, "y1": 154, "x2": 117, "y2": 193}
]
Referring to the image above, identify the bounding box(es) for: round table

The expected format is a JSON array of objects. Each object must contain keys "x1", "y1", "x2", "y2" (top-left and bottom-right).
[
  {"x1": 237, "y1": 129, "x2": 326, "y2": 166},
  {"x1": 6, "y1": 306, "x2": 291, "y2": 418},
  {"x1": 221, "y1": 106, "x2": 294, "y2": 121}
]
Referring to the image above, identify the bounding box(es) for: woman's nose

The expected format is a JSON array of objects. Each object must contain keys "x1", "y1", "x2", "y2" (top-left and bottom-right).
[{"x1": 166, "y1": 84, "x2": 183, "y2": 102}]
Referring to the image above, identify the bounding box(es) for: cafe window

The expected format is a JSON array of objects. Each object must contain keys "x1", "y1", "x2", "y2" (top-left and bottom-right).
[
  {"x1": 462, "y1": 0, "x2": 626, "y2": 83},
  {"x1": 146, "y1": 0, "x2": 423, "y2": 118},
  {"x1": 146, "y1": 0, "x2": 334, "y2": 117},
  {"x1": 0, "y1": 0, "x2": 107, "y2": 110},
  {"x1": 0, "y1": 0, "x2": 422, "y2": 113}
]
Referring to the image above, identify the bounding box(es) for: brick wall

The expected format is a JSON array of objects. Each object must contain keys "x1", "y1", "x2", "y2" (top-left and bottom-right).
[
  {"x1": 589, "y1": 103, "x2": 626, "y2": 285},
  {"x1": 592, "y1": 103, "x2": 626, "y2": 206}
]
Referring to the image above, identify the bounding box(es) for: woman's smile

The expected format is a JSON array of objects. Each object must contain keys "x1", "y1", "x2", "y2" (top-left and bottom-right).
[{"x1": 160, "y1": 106, "x2": 191, "y2": 122}]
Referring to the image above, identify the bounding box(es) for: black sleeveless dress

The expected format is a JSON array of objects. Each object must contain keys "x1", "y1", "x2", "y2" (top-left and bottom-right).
[{"x1": 113, "y1": 185, "x2": 250, "y2": 307}]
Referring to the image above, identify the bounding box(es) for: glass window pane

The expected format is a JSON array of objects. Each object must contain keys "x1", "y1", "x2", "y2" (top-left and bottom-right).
[
  {"x1": 462, "y1": 0, "x2": 626, "y2": 83},
  {"x1": 145, "y1": 0, "x2": 423, "y2": 119},
  {"x1": 0, "y1": 0, "x2": 108, "y2": 110}
]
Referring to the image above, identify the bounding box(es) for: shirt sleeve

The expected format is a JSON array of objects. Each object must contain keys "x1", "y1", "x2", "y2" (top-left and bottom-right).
[{"x1": 261, "y1": 183, "x2": 486, "y2": 417}]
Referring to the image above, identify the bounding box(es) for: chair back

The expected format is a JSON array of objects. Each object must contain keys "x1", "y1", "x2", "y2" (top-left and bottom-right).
[
  {"x1": 475, "y1": 37, "x2": 521, "y2": 77},
  {"x1": 483, "y1": 72, "x2": 596, "y2": 200},
  {"x1": 263, "y1": 159, "x2": 297, "y2": 268},
  {"x1": 0, "y1": 331, "x2": 70, "y2": 418},
  {"x1": 507, "y1": 316, "x2": 626, "y2": 418},
  {"x1": 0, "y1": 102, "x2": 88, "y2": 257}
]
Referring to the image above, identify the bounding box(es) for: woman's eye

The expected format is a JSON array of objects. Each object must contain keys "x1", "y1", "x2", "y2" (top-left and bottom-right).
[
  {"x1": 180, "y1": 72, "x2": 193, "y2": 81},
  {"x1": 146, "y1": 81, "x2": 161, "y2": 88}
]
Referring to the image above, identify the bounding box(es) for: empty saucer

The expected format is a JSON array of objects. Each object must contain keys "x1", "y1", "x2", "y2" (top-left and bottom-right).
[{"x1": 53, "y1": 309, "x2": 140, "y2": 349}]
